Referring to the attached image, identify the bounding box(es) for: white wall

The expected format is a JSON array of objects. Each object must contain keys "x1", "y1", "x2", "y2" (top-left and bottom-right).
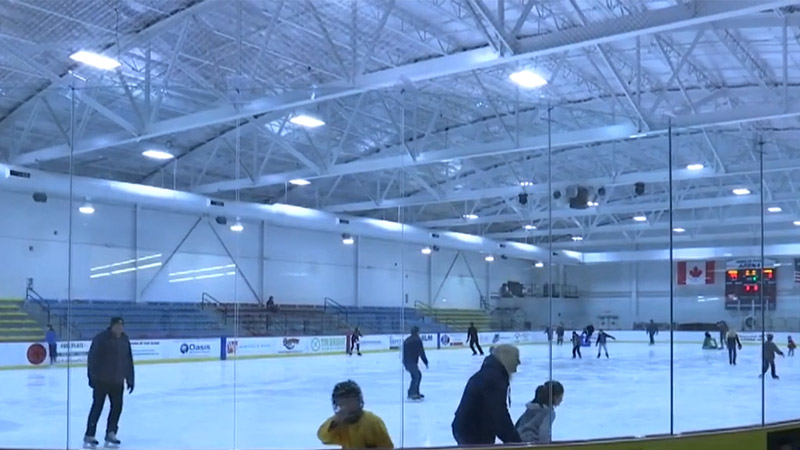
[
  {"x1": 0, "y1": 191, "x2": 532, "y2": 308},
  {"x1": 519, "y1": 260, "x2": 800, "y2": 330}
]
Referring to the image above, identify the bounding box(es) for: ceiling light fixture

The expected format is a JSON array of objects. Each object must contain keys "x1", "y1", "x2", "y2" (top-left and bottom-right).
[
  {"x1": 509, "y1": 69, "x2": 547, "y2": 89},
  {"x1": 524, "y1": 224, "x2": 536, "y2": 230},
  {"x1": 633, "y1": 215, "x2": 647, "y2": 222},
  {"x1": 484, "y1": 255, "x2": 495, "y2": 262},
  {"x1": 768, "y1": 206, "x2": 782, "y2": 213},
  {"x1": 78, "y1": 203, "x2": 95, "y2": 215},
  {"x1": 628, "y1": 132, "x2": 647, "y2": 139},
  {"x1": 519, "y1": 181, "x2": 534, "y2": 187},
  {"x1": 230, "y1": 221, "x2": 244, "y2": 232},
  {"x1": 289, "y1": 179, "x2": 311, "y2": 186},
  {"x1": 69, "y1": 51, "x2": 121, "y2": 70},
  {"x1": 290, "y1": 114, "x2": 325, "y2": 128},
  {"x1": 686, "y1": 163, "x2": 705, "y2": 171},
  {"x1": 534, "y1": 262, "x2": 544, "y2": 268},
  {"x1": 794, "y1": 221, "x2": 800, "y2": 226},
  {"x1": 732, "y1": 188, "x2": 751, "y2": 196},
  {"x1": 673, "y1": 227, "x2": 686, "y2": 233},
  {"x1": 342, "y1": 233, "x2": 354, "y2": 245},
  {"x1": 421, "y1": 247, "x2": 432, "y2": 255},
  {"x1": 142, "y1": 149, "x2": 174, "y2": 160},
  {"x1": 463, "y1": 214, "x2": 479, "y2": 220},
  {"x1": 587, "y1": 201, "x2": 599, "y2": 207},
  {"x1": 571, "y1": 236, "x2": 583, "y2": 241}
]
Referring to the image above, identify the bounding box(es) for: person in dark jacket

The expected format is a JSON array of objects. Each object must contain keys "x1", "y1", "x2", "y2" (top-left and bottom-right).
[
  {"x1": 571, "y1": 331, "x2": 582, "y2": 359},
  {"x1": 467, "y1": 322, "x2": 483, "y2": 356},
  {"x1": 717, "y1": 321, "x2": 729, "y2": 350},
  {"x1": 555, "y1": 323, "x2": 565, "y2": 345},
  {"x1": 760, "y1": 333, "x2": 784, "y2": 380},
  {"x1": 596, "y1": 329, "x2": 616, "y2": 359},
  {"x1": 646, "y1": 320, "x2": 658, "y2": 345},
  {"x1": 452, "y1": 344, "x2": 521, "y2": 446},
  {"x1": 403, "y1": 326, "x2": 428, "y2": 400},
  {"x1": 726, "y1": 329, "x2": 743, "y2": 365},
  {"x1": 84, "y1": 317, "x2": 134, "y2": 448},
  {"x1": 45, "y1": 325, "x2": 58, "y2": 365}
]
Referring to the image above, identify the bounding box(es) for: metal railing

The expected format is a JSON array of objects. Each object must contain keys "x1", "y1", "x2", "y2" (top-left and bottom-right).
[{"x1": 201, "y1": 292, "x2": 229, "y2": 323}]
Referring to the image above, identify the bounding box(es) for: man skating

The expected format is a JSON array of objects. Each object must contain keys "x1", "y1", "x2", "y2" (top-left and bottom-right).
[
  {"x1": 760, "y1": 333, "x2": 784, "y2": 380},
  {"x1": 555, "y1": 323, "x2": 565, "y2": 345},
  {"x1": 467, "y1": 322, "x2": 483, "y2": 356},
  {"x1": 84, "y1": 317, "x2": 134, "y2": 448},
  {"x1": 646, "y1": 320, "x2": 658, "y2": 345},
  {"x1": 403, "y1": 326, "x2": 428, "y2": 400},
  {"x1": 596, "y1": 329, "x2": 616, "y2": 359}
]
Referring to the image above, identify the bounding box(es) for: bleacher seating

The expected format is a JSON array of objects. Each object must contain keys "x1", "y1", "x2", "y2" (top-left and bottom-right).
[
  {"x1": 219, "y1": 303, "x2": 347, "y2": 336},
  {"x1": 43, "y1": 300, "x2": 227, "y2": 339},
  {"x1": 416, "y1": 307, "x2": 492, "y2": 332},
  {"x1": 0, "y1": 299, "x2": 43, "y2": 341},
  {"x1": 332, "y1": 306, "x2": 446, "y2": 334}
]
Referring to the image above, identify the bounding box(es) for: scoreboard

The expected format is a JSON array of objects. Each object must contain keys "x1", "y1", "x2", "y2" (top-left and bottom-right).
[{"x1": 724, "y1": 259, "x2": 777, "y2": 310}]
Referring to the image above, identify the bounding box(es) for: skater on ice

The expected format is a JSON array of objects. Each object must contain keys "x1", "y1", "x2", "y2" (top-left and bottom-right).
[
  {"x1": 515, "y1": 380, "x2": 564, "y2": 444},
  {"x1": 403, "y1": 326, "x2": 428, "y2": 400},
  {"x1": 702, "y1": 332, "x2": 718, "y2": 350},
  {"x1": 556, "y1": 323, "x2": 565, "y2": 346},
  {"x1": 726, "y1": 329, "x2": 743, "y2": 365},
  {"x1": 467, "y1": 322, "x2": 483, "y2": 356},
  {"x1": 317, "y1": 380, "x2": 393, "y2": 449},
  {"x1": 84, "y1": 317, "x2": 134, "y2": 448},
  {"x1": 452, "y1": 344, "x2": 522, "y2": 445},
  {"x1": 45, "y1": 324, "x2": 58, "y2": 365},
  {"x1": 717, "y1": 321, "x2": 729, "y2": 350},
  {"x1": 544, "y1": 327, "x2": 553, "y2": 343},
  {"x1": 595, "y1": 329, "x2": 615, "y2": 359},
  {"x1": 646, "y1": 320, "x2": 658, "y2": 345},
  {"x1": 571, "y1": 331, "x2": 582, "y2": 359},
  {"x1": 347, "y1": 327, "x2": 362, "y2": 356},
  {"x1": 761, "y1": 333, "x2": 784, "y2": 380},
  {"x1": 788, "y1": 336, "x2": 796, "y2": 357}
]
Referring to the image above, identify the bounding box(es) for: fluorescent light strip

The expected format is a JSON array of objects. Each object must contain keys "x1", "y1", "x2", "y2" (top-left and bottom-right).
[
  {"x1": 89, "y1": 272, "x2": 112, "y2": 279},
  {"x1": 69, "y1": 51, "x2": 121, "y2": 70},
  {"x1": 168, "y1": 271, "x2": 236, "y2": 283},
  {"x1": 90, "y1": 253, "x2": 162, "y2": 272},
  {"x1": 89, "y1": 262, "x2": 162, "y2": 279},
  {"x1": 169, "y1": 264, "x2": 236, "y2": 277}
]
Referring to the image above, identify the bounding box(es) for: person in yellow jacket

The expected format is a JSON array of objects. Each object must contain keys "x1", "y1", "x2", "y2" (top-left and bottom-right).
[{"x1": 318, "y1": 380, "x2": 394, "y2": 449}]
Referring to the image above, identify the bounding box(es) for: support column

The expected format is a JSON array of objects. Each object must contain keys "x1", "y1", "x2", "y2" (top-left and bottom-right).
[
  {"x1": 631, "y1": 262, "x2": 639, "y2": 322},
  {"x1": 259, "y1": 221, "x2": 265, "y2": 301},
  {"x1": 354, "y1": 236, "x2": 360, "y2": 307},
  {"x1": 134, "y1": 204, "x2": 140, "y2": 304},
  {"x1": 427, "y1": 253, "x2": 432, "y2": 306}
]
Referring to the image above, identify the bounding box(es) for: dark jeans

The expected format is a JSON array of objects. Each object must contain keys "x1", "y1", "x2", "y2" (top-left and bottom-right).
[
  {"x1": 572, "y1": 345, "x2": 582, "y2": 358},
  {"x1": 762, "y1": 359, "x2": 777, "y2": 378},
  {"x1": 557, "y1": 336, "x2": 564, "y2": 345},
  {"x1": 48, "y1": 343, "x2": 57, "y2": 364},
  {"x1": 719, "y1": 333, "x2": 726, "y2": 349},
  {"x1": 405, "y1": 363, "x2": 422, "y2": 397},
  {"x1": 86, "y1": 382, "x2": 124, "y2": 437},
  {"x1": 649, "y1": 334, "x2": 655, "y2": 345},
  {"x1": 469, "y1": 340, "x2": 483, "y2": 355},
  {"x1": 728, "y1": 343, "x2": 738, "y2": 365}
]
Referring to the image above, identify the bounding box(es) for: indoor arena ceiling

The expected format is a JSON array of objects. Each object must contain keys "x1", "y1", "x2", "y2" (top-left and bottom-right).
[{"x1": 2, "y1": 0, "x2": 800, "y2": 253}]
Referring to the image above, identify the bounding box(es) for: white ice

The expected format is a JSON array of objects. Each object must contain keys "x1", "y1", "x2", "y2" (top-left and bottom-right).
[{"x1": 1, "y1": 342, "x2": 798, "y2": 449}]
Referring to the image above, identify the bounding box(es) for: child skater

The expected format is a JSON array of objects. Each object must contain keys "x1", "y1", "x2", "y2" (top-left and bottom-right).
[
  {"x1": 347, "y1": 327, "x2": 363, "y2": 356},
  {"x1": 596, "y1": 329, "x2": 616, "y2": 359},
  {"x1": 788, "y1": 336, "x2": 796, "y2": 357},
  {"x1": 571, "y1": 331, "x2": 582, "y2": 359},
  {"x1": 726, "y1": 329, "x2": 743, "y2": 365},
  {"x1": 317, "y1": 380, "x2": 393, "y2": 449},
  {"x1": 515, "y1": 381, "x2": 565, "y2": 444}
]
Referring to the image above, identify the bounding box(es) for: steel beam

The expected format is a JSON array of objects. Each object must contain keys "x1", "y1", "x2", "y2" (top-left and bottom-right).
[{"x1": 15, "y1": 0, "x2": 793, "y2": 165}]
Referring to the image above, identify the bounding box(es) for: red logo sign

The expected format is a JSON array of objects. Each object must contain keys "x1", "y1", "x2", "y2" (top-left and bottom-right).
[
  {"x1": 27, "y1": 343, "x2": 46, "y2": 365},
  {"x1": 689, "y1": 266, "x2": 703, "y2": 278}
]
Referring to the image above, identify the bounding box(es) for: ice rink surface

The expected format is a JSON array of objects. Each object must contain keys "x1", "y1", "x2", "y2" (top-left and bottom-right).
[{"x1": 1, "y1": 341, "x2": 798, "y2": 449}]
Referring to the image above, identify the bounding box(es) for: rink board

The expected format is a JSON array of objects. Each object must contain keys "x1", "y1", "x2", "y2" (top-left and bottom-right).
[{"x1": 0, "y1": 330, "x2": 790, "y2": 369}]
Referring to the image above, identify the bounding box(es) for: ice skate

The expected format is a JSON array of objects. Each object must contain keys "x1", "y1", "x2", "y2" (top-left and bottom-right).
[
  {"x1": 407, "y1": 394, "x2": 424, "y2": 401},
  {"x1": 83, "y1": 436, "x2": 99, "y2": 449},
  {"x1": 104, "y1": 432, "x2": 121, "y2": 447}
]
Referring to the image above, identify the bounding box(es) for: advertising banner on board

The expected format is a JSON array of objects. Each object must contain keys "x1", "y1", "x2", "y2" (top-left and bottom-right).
[{"x1": 438, "y1": 333, "x2": 465, "y2": 348}]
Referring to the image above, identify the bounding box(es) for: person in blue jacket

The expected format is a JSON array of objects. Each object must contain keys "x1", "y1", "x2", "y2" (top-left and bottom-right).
[
  {"x1": 84, "y1": 317, "x2": 134, "y2": 448},
  {"x1": 45, "y1": 325, "x2": 57, "y2": 365},
  {"x1": 403, "y1": 326, "x2": 428, "y2": 400},
  {"x1": 452, "y1": 344, "x2": 522, "y2": 445}
]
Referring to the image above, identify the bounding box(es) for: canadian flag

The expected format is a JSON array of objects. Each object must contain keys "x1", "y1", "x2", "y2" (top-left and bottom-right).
[{"x1": 677, "y1": 261, "x2": 715, "y2": 285}]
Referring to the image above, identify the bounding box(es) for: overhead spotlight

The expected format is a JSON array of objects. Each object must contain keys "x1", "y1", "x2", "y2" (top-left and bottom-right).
[
  {"x1": 463, "y1": 214, "x2": 479, "y2": 220},
  {"x1": 793, "y1": 221, "x2": 800, "y2": 226},
  {"x1": 673, "y1": 227, "x2": 686, "y2": 233},
  {"x1": 230, "y1": 220, "x2": 243, "y2": 232},
  {"x1": 290, "y1": 114, "x2": 325, "y2": 128},
  {"x1": 518, "y1": 193, "x2": 528, "y2": 205},
  {"x1": 142, "y1": 149, "x2": 174, "y2": 160},
  {"x1": 421, "y1": 247, "x2": 432, "y2": 255},
  {"x1": 633, "y1": 215, "x2": 647, "y2": 222},
  {"x1": 484, "y1": 255, "x2": 495, "y2": 262},
  {"x1": 587, "y1": 201, "x2": 599, "y2": 207},
  {"x1": 509, "y1": 69, "x2": 547, "y2": 89},
  {"x1": 634, "y1": 182, "x2": 645, "y2": 196},
  {"x1": 686, "y1": 163, "x2": 705, "y2": 171},
  {"x1": 289, "y1": 179, "x2": 311, "y2": 186},
  {"x1": 732, "y1": 188, "x2": 750, "y2": 196},
  {"x1": 69, "y1": 50, "x2": 121, "y2": 70},
  {"x1": 519, "y1": 181, "x2": 534, "y2": 187},
  {"x1": 78, "y1": 203, "x2": 95, "y2": 215},
  {"x1": 341, "y1": 233, "x2": 354, "y2": 245},
  {"x1": 767, "y1": 206, "x2": 782, "y2": 213},
  {"x1": 524, "y1": 224, "x2": 536, "y2": 231},
  {"x1": 534, "y1": 262, "x2": 544, "y2": 268},
  {"x1": 571, "y1": 236, "x2": 583, "y2": 241}
]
